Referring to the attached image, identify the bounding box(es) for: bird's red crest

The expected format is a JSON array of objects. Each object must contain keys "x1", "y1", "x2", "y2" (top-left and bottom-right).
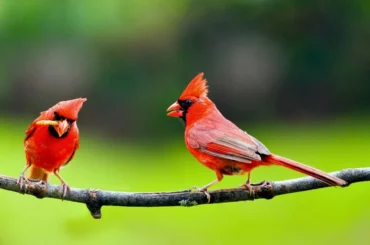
[
  {"x1": 52, "y1": 98, "x2": 87, "y2": 121},
  {"x1": 179, "y1": 72, "x2": 208, "y2": 99}
]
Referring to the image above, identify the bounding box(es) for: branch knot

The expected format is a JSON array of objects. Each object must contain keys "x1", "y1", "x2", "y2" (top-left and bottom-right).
[
  {"x1": 26, "y1": 179, "x2": 48, "y2": 199},
  {"x1": 86, "y1": 189, "x2": 102, "y2": 219},
  {"x1": 254, "y1": 181, "x2": 274, "y2": 199}
]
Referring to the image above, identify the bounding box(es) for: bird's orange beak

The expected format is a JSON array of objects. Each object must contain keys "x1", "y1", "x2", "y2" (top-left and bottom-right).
[
  {"x1": 167, "y1": 101, "x2": 183, "y2": 117},
  {"x1": 55, "y1": 119, "x2": 69, "y2": 137}
]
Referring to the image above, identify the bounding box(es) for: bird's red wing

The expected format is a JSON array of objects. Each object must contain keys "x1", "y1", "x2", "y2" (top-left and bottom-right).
[
  {"x1": 187, "y1": 122, "x2": 269, "y2": 163},
  {"x1": 24, "y1": 123, "x2": 37, "y2": 142},
  {"x1": 24, "y1": 111, "x2": 50, "y2": 142},
  {"x1": 61, "y1": 128, "x2": 80, "y2": 168},
  {"x1": 61, "y1": 140, "x2": 79, "y2": 168}
]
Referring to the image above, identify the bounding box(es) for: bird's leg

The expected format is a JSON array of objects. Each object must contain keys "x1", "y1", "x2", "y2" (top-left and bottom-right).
[
  {"x1": 193, "y1": 171, "x2": 223, "y2": 203},
  {"x1": 17, "y1": 163, "x2": 31, "y2": 191},
  {"x1": 193, "y1": 180, "x2": 218, "y2": 203},
  {"x1": 53, "y1": 169, "x2": 70, "y2": 199},
  {"x1": 239, "y1": 173, "x2": 270, "y2": 198},
  {"x1": 239, "y1": 172, "x2": 256, "y2": 197}
]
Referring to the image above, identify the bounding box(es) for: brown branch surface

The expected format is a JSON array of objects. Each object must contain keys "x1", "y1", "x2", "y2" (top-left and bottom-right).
[{"x1": 0, "y1": 167, "x2": 369, "y2": 219}]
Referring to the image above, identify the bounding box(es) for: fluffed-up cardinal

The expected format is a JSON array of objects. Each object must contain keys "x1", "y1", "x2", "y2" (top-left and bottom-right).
[
  {"x1": 167, "y1": 73, "x2": 346, "y2": 201},
  {"x1": 18, "y1": 98, "x2": 87, "y2": 197}
]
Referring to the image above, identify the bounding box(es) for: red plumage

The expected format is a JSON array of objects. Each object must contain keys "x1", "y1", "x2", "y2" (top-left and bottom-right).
[
  {"x1": 18, "y1": 98, "x2": 87, "y2": 197},
  {"x1": 167, "y1": 73, "x2": 346, "y2": 199}
]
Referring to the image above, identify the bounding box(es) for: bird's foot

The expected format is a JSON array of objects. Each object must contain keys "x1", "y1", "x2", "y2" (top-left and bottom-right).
[
  {"x1": 60, "y1": 183, "x2": 71, "y2": 199},
  {"x1": 257, "y1": 180, "x2": 269, "y2": 186},
  {"x1": 16, "y1": 175, "x2": 30, "y2": 192},
  {"x1": 239, "y1": 183, "x2": 256, "y2": 198},
  {"x1": 239, "y1": 180, "x2": 270, "y2": 198},
  {"x1": 192, "y1": 186, "x2": 211, "y2": 203}
]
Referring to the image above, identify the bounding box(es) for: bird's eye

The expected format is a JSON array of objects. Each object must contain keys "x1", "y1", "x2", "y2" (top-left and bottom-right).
[
  {"x1": 53, "y1": 112, "x2": 62, "y2": 120},
  {"x1": 181, "y1": 99, "x2": 193, "y2": 109},
  {"x1": 184, "y1": 99, "x2": 193, "y2": 106}
]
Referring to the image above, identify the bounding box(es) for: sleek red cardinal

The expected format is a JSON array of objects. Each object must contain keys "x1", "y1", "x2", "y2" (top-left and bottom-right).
[
  {"x1": 18, "y1": 98, "x2": 87, "y2": 197},
  {"x1": 167, "y1": 73, "x2": 346, "y2": 199}
]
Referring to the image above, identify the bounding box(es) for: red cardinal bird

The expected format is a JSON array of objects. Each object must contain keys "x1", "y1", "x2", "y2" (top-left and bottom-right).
[
  {"x1": 167, "y1": 73, "x2": 346, "y2": 200},
  {"x1": 18, "y1": 98, "x2": 87, "y2": 197}
]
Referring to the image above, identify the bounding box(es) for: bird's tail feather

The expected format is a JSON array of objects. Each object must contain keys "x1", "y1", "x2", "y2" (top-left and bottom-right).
[
  {"x1": 265, "y1": 154, "x2": 347, "y2": 186},
  {"x1": 27, "y1": 166, "x2": 49, "y2": 182}
]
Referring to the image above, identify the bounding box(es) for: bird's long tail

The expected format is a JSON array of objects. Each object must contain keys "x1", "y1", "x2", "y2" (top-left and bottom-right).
[
  {"x1": 264, "y1": 154, "x2": 347, "y2": 186},
  {"x1": 27, "y1": 165, "x2": 49, "y2": 182}
]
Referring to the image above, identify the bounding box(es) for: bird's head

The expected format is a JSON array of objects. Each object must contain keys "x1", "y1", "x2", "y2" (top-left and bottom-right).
[
  {"x1": 37, "y1": 98, "x2": 87, "y2": 138},
  {"x1": 167, "y1": 73, "x2": 212, "y2": 124}
]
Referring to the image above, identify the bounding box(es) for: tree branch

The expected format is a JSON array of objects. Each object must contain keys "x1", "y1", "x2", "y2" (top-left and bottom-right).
[{"x1": 1, "y1": 167, "x2": 369, "y2": 219}]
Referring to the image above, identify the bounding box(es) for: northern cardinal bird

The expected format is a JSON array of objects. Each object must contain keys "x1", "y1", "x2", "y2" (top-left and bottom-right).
[
  {"x1": 18, "y1": 98, "x2": 87, "y2": 197},
  {"x1": 167, "y1": 73, "x2": 346, "y2": 200}
]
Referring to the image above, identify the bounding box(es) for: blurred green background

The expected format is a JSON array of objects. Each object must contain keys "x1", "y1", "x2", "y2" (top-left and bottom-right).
[{"x1": 0, "y1": 1, "x2": 369, "y2": 245}]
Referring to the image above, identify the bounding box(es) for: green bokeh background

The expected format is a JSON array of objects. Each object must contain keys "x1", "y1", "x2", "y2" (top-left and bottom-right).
[{"x1": 0, "y1": 1, "x2": 369, "y2": 245}]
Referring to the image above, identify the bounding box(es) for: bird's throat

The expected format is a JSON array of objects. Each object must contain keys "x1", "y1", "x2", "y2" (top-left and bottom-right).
[{"x1": 48, "y1": 124, "x2": 71, "y2": 138}]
